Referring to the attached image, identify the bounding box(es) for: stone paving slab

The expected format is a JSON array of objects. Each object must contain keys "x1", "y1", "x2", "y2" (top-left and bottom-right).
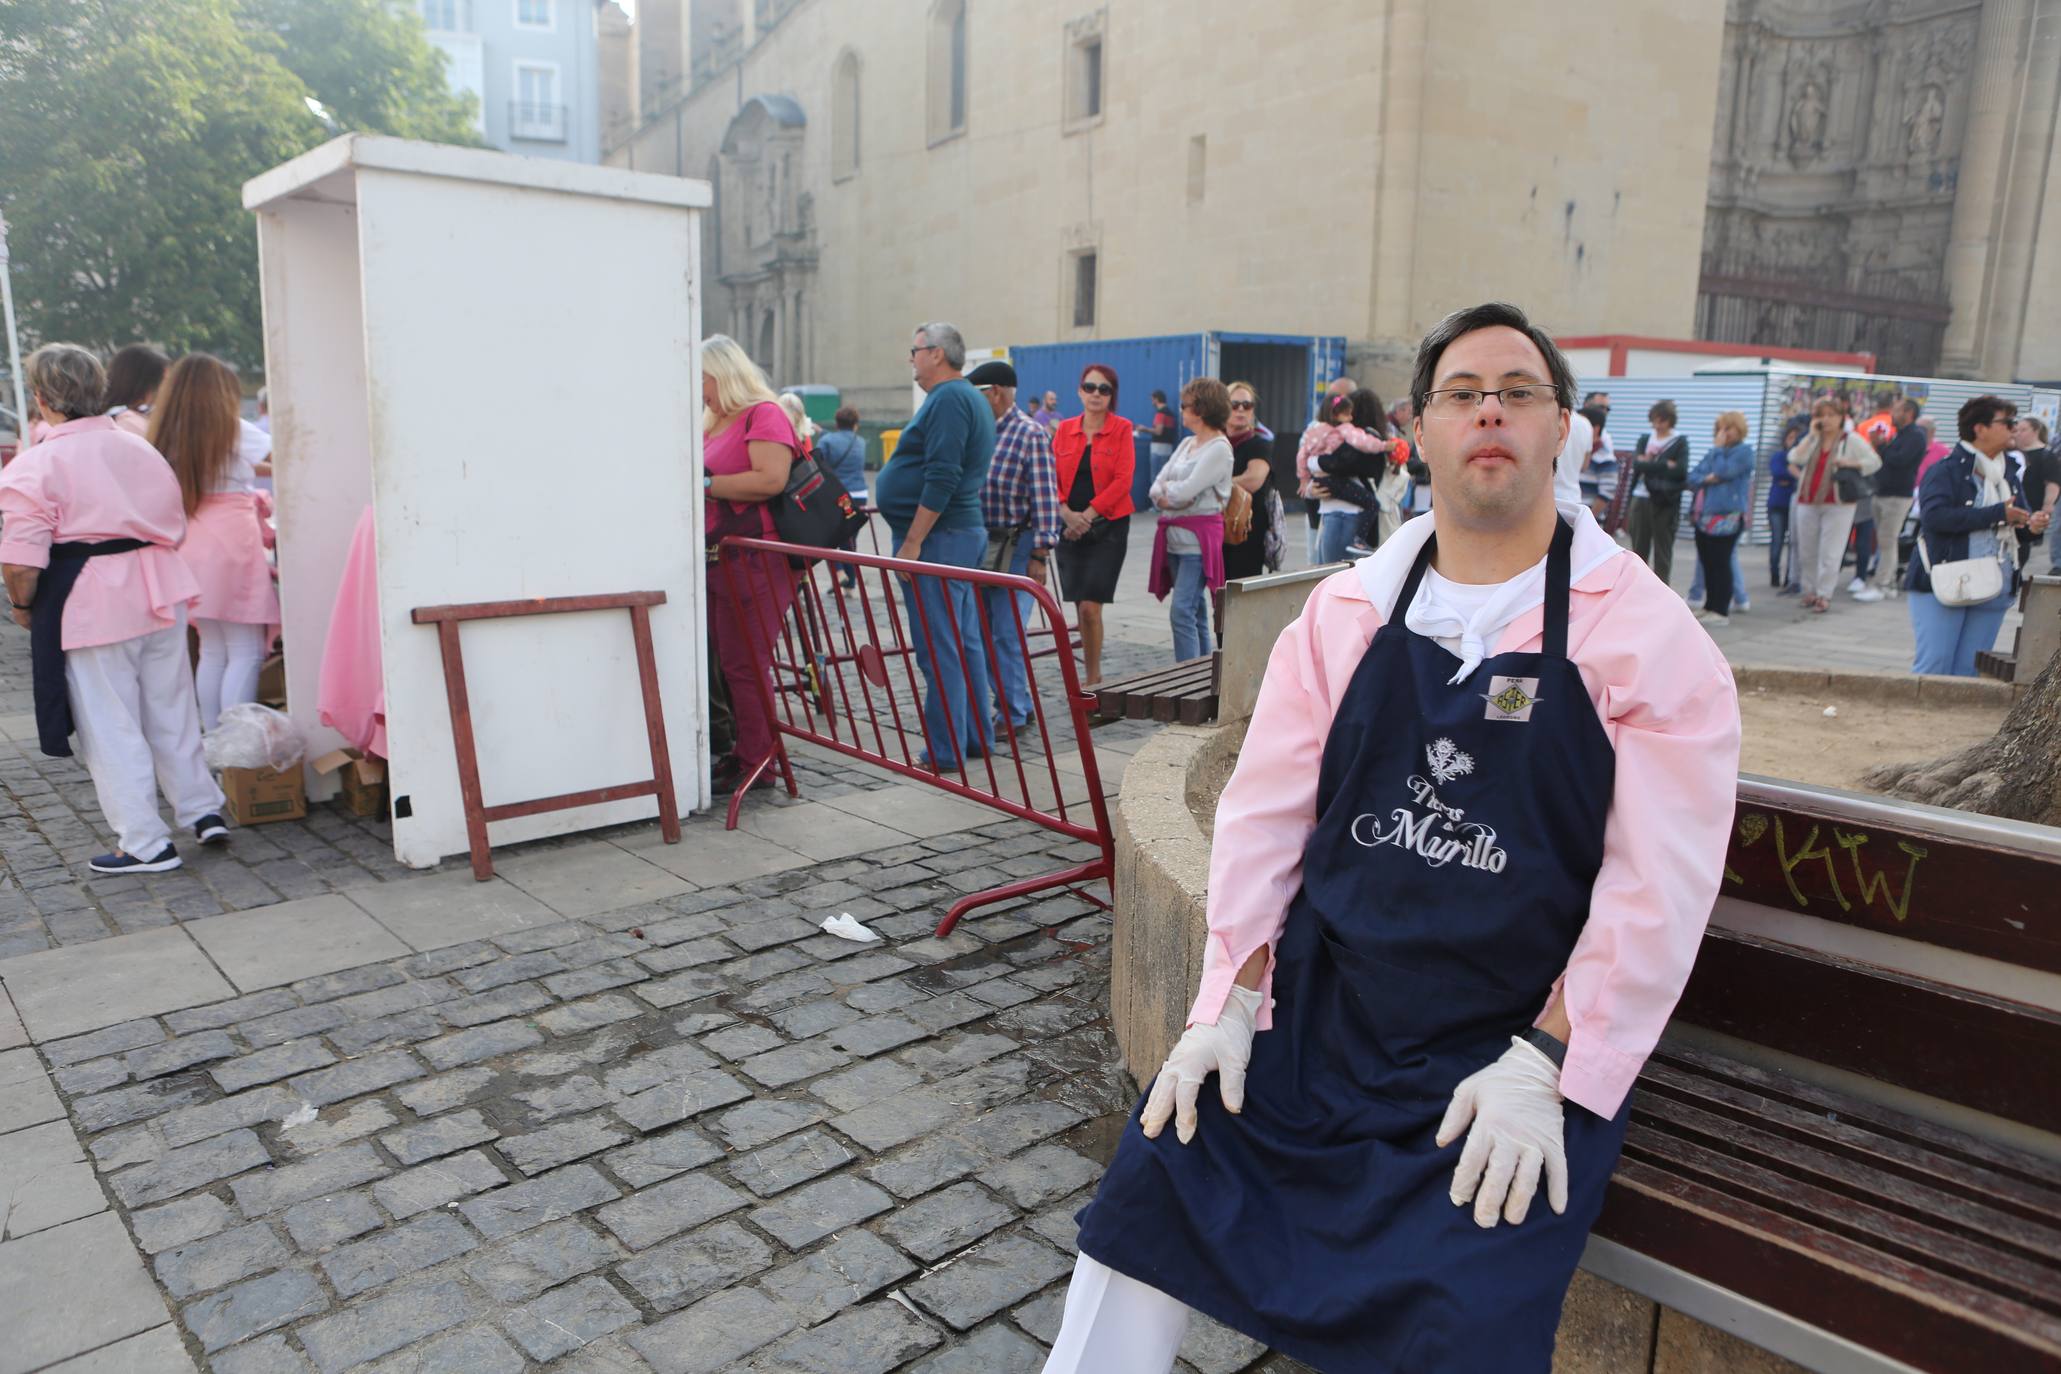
[
  {"x1": 0, "y1": 927, "x2": 235, "y2": 1042},
  {"x1": 0, "y1": 1211, "x2": 173, "y2": 1373},
  {"x1": 185, "y1": 898, "x2": 412, "y2": 993}
]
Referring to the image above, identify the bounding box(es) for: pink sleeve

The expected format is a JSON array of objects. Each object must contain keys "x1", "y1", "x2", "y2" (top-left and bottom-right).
[
  {"x1": 1557, "y1": 596, "x2": 1740, "y2": 1118},
  {"x1": 0, "y1": 459, "x2": 57, "y2": 568},
  {"x1": 742, "y1": 402, "x2": 800, "y2": 451},
  {"x1": 1186, "y1": 590, "x2": 1342, "y2": 1031}
]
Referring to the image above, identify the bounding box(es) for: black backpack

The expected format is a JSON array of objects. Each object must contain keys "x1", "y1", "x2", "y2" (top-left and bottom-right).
[{"x1": 772, "y1": 447, "x2": 868, "y2": 548}]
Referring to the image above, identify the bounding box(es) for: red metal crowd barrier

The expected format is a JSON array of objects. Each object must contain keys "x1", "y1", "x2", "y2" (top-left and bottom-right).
[{"x1": 712, "y1": 534, "x2": 1114, "y2": 937}]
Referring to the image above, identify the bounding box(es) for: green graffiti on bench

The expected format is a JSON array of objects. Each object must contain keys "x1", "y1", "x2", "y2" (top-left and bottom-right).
[{"x1": 1725, "y1": 811, "x2": 1930, "y2": 923}]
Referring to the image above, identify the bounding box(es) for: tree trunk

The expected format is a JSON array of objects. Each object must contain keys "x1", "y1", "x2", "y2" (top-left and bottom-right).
[{"x1": 1861, "y1": 650, "x2": 2061, "y2": 827}]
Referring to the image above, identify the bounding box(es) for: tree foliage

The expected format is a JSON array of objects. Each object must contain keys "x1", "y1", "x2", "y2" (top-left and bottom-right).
[{"x1": 0, "y1": 0, "x2": 480, "y2": 370}]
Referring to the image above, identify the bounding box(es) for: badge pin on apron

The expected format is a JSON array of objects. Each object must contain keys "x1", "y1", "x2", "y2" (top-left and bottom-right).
[{"x1": 1482, "y1": 675, "x2": 1543, "y2": 721}]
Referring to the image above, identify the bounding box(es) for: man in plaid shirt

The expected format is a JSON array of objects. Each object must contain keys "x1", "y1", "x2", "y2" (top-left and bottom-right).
[{"x1": 969, "y1": 360, "x2": 1064, "y2": 732}]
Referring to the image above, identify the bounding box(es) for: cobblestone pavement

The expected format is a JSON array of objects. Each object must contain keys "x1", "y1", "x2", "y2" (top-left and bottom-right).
[{"x1": 2, "y1": 804, "x2": 1307, "y2": 1372}]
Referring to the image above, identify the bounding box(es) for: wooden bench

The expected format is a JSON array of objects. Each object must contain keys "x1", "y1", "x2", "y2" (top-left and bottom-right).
[
  {"x1": 1976, "y1": 573, "x2": 2060, "y2": 683},
  {"x1": 1091, "y1": 654, "x2": 1219, "y2": 726},
  {"x1": 1585, "y1": 776, "x2": 2061, "y2": 1372}
]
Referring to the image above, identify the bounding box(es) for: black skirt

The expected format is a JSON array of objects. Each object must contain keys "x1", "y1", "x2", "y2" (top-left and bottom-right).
[{"x1": 1057, "y1": 515, "x2": 1130, "y2": 603}]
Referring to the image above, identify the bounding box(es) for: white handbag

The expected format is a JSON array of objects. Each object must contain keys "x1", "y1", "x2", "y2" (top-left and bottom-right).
[{"x1": 1917, "y1": 530, "x2": 2006, "y2": 607}]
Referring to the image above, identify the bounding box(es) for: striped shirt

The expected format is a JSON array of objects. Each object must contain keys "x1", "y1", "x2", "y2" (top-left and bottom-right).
[{"x1": 981, "y1": 404, "x2": 1064, "y2": 549}]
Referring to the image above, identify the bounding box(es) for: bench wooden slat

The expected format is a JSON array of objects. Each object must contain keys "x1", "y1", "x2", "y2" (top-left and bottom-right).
[
  {"x1": 1639, "y1": 1058, "x2": 2061, "y2": 1230},
  {"x1": 1599, "y1": 1157, "x2": 2061, "y2": 1373},
  {"x1": 1628, "y1": 1097, "x2": 2061, "y2": 1285},
  {"x1": 1672, "y1": 930, "x2": 2061, "y2": 1134},
  {"x1": 1653, "y1": 1041, "x2": 2061, "y2": 1197}
]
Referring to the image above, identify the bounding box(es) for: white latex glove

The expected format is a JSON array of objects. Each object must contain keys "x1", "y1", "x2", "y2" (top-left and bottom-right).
[
  {"x1": 1435, "y1": 1036, "x2": 1569, "y2": 1228},
  {"x1": 1141, "y1": 985, "x2": 1264, "y2": 1145}
]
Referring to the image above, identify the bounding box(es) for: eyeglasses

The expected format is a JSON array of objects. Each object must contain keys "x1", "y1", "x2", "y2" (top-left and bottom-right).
[
  {"x1": 1080, "y1": 382, "x2": 1114, "y2": 396},
  {"x1": 1230, "y1": 400, "x2": 1255, "y2": 411},
  {"x1": 1422, "y1": 384, "x2": 1557, "y2": 414},
  {"x1": 909, "y1": 345, "x2": 938, "y2": 359}
]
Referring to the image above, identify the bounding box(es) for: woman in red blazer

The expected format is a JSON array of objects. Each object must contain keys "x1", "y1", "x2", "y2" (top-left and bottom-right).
[{"x1": 1051, "y1": 364, "x2": 1135, "y2": 686}]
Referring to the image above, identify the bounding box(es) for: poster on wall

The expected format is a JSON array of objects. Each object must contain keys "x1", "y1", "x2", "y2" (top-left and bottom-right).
[{"x1": 1774, "y1": 374, "x2": 1931, "y2": 445}]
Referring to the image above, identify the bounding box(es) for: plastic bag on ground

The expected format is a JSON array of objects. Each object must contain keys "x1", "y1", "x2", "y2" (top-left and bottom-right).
[
  {"x1": 821, "y1": 913, "x2": 883, "y2": 943},
  {"x1": 205, "y1": 703, "x2": 306, "y2": 772}
]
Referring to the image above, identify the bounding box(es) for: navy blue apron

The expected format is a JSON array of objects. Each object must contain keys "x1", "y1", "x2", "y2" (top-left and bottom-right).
[
  {"x1": 1076, "y1": 519, "x2": 1630, "y2": 1373},
  {"x1": 28, "y1": 538, "x2": 151, "y2": 758}
]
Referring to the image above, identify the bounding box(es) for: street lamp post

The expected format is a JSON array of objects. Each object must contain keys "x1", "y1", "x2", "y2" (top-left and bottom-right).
[{"x1": 0, "y1": 212, "x2": 24, "y2": 440}]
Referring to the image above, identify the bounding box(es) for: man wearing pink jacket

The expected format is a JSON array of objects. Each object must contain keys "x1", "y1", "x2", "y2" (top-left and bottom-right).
[
  {"x1": 1, "y1": 344, "x2": 226, "y2": 874},
  {"x1": 1046, "y1": 303, "x2": 1741, "y2": 1373}
]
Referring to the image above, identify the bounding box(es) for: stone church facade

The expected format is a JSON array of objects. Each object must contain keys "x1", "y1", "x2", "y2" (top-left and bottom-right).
[
  {"x1": 608, "y1": 1, "x2": 2059, "y2": 412},
  {"x1": 1700, "y1": 0, "x2": 2058, "y2": 379}
]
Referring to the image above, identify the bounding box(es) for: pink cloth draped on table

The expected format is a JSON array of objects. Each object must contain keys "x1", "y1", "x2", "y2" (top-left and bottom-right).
[
  {"x1": 181, "y1": 492, "x2": 280, "y2": 626},
  {"x1": 318, "y1": 505, "x2": 386, "y2": 758}
]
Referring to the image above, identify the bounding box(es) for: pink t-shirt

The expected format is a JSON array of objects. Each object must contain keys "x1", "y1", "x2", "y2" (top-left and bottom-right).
[
  {"x1": 703, "y1": 401, "x2": 799, "y2": 538},
  {"x1": 0, "y1": 416, "x2": 201, "y2": 649}
]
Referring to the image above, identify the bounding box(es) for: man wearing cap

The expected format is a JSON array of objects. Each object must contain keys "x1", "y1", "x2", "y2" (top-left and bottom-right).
[{"x1": 968, "y1": 361, "x2": 1064, "y2": 733}]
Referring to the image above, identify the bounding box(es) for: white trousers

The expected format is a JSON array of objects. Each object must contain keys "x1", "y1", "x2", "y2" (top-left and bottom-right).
[
  {"x1": 1040, "y1": 1253, "x2": 1192, "y2": 1374},
  {"x1": 194, "y1": 617, "x2": 269, "y2": 731},
  {"x1": 66, "y1": 611, "x2": 225, "y2": 858},
  {"x1": 1792, "y1": 501, "x2": 1858, "y2": 602}
]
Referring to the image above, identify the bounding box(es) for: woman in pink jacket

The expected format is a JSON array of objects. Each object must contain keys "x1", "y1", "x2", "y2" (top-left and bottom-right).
[
  {"x1": 148, "y1": 355, "x2": 279, "y2": 730},
  {"x1": 1046, "y1": 304, "x2": 1740, "y2": 1374},
  {"x1": 0, "y1": 345, "x2": 225, "y2": 873}
]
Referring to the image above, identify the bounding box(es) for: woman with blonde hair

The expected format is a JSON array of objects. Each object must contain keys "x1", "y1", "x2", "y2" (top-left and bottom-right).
[
  {"x1": 1686, "y1": 410, "x2": 1756, "y2": 625},
  {"x1": 150, "y1": 354, "x2": 279, "y2": 729},
  {"x1": 701, "y1": 335, "x2": 800, "y2": 793}
]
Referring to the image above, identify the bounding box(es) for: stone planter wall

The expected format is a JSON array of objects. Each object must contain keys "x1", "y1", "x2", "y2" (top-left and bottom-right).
[{"x1": 1108, "y1": 722, "x2": 1810, "y2": 1374}]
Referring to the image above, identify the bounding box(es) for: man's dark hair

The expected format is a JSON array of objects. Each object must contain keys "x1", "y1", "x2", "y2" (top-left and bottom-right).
[
  {"x1": 1892, "y1": 396, "x2": 1921, "y2": 422},
  {"x1": 1579, "y1": 404, "x2": 1608, "y2": 433},
  {"x1": 833, "y1": 406, "x2": 859, "y2": 430},
  {"x1": 1410, "y1": 302, "x2": 1575, "y2": 413},
  {"x1": 1582, "y1": 391, "x2": 1610, "y2": 408},
  {"x1": 1958, "y1": 394, "x2": 2016, "y2": 442},
  {"x1": 1151, "y1": 389, "x2": 1167, "y2": 404},
  {"x1": 103, "y1": 344, "x2": 169, "y2": 413}
]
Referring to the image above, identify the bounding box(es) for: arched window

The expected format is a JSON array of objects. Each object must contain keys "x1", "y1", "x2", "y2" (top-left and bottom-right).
[
  {"x1": 927, "y1": 0, "x2": 966, "y2": 144},
  {"x1": 832, "y1": 50, "x2": 860, "y2": 180}
]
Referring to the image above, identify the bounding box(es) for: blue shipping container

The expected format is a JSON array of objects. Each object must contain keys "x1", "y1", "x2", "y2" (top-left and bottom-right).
[{"x1": 1008, "y1": 331, "x2": 1348, "y2": 509}]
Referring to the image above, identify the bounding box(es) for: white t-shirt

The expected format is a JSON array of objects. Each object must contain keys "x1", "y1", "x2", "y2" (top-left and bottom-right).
[
  {"x1": 224, "y1": 418, "x2": 269, "y2": 493},
  {"x1": 1554, "y1": 411, "x2": 1592, "y2": 506},
  {"x1": 1416, "y1": 568, "x2": 1505, "y2": 661}
]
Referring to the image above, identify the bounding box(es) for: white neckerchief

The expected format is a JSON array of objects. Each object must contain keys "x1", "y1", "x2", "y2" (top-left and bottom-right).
[
  {"x1": 1972, "y1": 446, "x2": 2009, "y2": 505},
  {"x1": 1353, "y1": 501, "x2": 1626, "y2": 684}
]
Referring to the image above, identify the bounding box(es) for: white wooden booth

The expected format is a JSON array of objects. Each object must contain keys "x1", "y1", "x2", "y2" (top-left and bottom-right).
[{"x1": 244, "y1": 135, "x2": 709, "y2": 869}]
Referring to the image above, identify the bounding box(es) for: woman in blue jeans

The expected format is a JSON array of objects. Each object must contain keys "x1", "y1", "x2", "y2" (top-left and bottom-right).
[
  {"x1": 1906, "y1": 395, "x2": 2047, "y2": 676},
  {"x1": 1148, "y1": 380, "x2": 1234, "y2": 662}
]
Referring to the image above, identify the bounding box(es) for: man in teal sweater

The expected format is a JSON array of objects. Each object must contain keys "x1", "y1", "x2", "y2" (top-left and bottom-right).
[{"x1": 875, "y1": 322, "x2": 997, "y2": 770}]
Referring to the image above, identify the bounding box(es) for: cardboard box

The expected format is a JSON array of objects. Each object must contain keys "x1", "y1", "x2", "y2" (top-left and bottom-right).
[
  {"x1": 313, "y1": 748, "x2": 389, "y2": 819},
  {"x1": 222, "y1": 765, "x2": 306, "y2": 825}
]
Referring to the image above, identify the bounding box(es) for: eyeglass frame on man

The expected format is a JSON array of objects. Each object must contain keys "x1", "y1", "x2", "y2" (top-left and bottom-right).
[
  {"x1": 1421, "y1": 383, "x2": 1560, "y2": 414},
  {"x1": 910, "y1": 343, "x2": 941, "y2": 360}
]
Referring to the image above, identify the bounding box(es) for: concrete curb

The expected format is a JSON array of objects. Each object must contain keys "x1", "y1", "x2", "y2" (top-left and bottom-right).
[
  {"x1": 1108, "y1": 722, "x2": 1232, "y2": 1091},
  {"x1": 1733, "y1": 665, "x2": 2020, "y2": 706}
]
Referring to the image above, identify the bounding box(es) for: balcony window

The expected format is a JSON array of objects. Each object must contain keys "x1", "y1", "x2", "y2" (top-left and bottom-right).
[
  {"x1": 515, "y1": 0, "x2": 554, "y2": 30},
  {"x1": 421, "y1": 0, "x2": 472, "y2": 31},
  {"x1": 512, "y1": 63, "x2": 565, "y2": 141}
]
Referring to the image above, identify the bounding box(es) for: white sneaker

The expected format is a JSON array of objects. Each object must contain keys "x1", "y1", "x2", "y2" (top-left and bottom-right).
[
  {"x1": 1848, "y1": 577, "x2": 1867, "y2": 594},
  {"x1": 1733, "y1": 599, "x2": 1751, "y2": 613},
  {"x1": 1698, "y1": 612, "x2": 1731, "y2": 627},
  {"x1": 1851, "y1": 587, "x2": 1885, "y2": 603}
]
